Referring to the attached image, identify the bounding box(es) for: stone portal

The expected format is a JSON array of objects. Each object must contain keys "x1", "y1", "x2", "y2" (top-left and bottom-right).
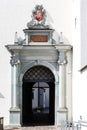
[{"x1": 5, "y1": 5, "x2": 72, "y2": 127}]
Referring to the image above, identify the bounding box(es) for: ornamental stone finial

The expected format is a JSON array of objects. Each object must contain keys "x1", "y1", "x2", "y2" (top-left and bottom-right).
[
  {"x1": 59, "y1": 32, "x2": 64, "y2": 43},
  {"x1": 14, "y1": 32, "x2": 18, "y2": 44}
]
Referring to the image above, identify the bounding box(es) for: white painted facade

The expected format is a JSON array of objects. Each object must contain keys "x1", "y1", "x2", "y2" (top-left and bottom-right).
[{"x1": 0, "y1": 0, "x2": 87, "y2": 127}]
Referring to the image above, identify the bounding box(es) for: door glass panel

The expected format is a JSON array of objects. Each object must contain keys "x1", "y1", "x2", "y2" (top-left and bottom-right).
[{"x1": 32, "y1": 82, "x2": 49, "y2": 114}]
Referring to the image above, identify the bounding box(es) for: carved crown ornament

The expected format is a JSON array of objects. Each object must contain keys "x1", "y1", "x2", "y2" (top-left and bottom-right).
[
  {"x1": 27, "y1": 5, "x2": 49, "y2": 29},
  {"x1": 33, "y1": 5, "x2": 46, "y2": 22}
]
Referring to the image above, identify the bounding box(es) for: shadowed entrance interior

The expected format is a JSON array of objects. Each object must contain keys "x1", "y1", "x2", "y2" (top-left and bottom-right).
[{"x1": 22, "y1": 66, "x2": 55, "y2": 126}]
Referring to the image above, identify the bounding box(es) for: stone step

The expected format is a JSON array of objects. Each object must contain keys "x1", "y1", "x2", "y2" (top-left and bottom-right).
[{"x1": 13, "y1": 126, "x2": 60, "y2": 130}]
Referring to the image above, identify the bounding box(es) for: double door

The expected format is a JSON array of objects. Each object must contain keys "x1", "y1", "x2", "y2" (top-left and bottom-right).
[{"x1": 22, "y1": 81, "x2": 55, "y2": 126}]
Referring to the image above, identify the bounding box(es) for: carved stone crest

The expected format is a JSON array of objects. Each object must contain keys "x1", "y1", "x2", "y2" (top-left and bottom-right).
[
  {"x1": 27, "y1": 5, "x2": 49, "y2": 29},
  {"x1": 32, "y1": 5, "x2": 46, "y2": 23}
]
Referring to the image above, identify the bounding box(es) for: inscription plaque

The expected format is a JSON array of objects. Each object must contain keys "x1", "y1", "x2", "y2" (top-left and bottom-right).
[{"x1": 30, "y1": 35, "x2": 48, "y2": 42}]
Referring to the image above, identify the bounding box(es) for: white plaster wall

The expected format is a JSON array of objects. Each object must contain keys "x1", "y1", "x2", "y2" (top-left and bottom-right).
[
  {"x1": 80, "y1": 0, "x2": 87, "y2": 68},
  {"x1": 0, "y1": 0, "x2": 72, "y2": 126},
  {"x1": 0, "y1": 45, "x2": 11, "y2": 126},
  {"x1": 72, "y1": 0, "x2": 87, "y2": 122},
  {"x1": 78, "y1": 0, "x2": 87, "y2": 121},
  {"x1": 78, "y1": 71, "x2": 87, "y2": 121},
  {"x1": 72, "y1": 0, "x2": 81, "y2": 121}
]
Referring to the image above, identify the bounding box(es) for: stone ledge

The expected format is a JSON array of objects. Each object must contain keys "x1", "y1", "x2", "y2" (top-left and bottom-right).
[
  {"x1": 57, "y1": 107, "x2": 68, "y2": 112},
  {"x1": 9, "y1": 107, "x2": 20, "y2": 112}
]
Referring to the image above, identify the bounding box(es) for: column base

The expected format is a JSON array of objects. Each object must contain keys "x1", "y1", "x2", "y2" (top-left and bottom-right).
[
  {"x1": 9, "y1": 107, "x2": 21, "y2": 127},
  {"x1": 57, "y1": 108, "x2": 68, "y2": 126}
]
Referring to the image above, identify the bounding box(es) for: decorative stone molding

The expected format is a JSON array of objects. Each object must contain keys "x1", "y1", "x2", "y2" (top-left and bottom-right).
[{"x1": 19, "y1": 60, "x2": 59, "y2": 82}]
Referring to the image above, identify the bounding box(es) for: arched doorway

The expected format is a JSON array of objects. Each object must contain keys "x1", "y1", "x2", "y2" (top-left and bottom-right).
[{"x1": 22, "y1": 65, "x2": 55, "y2": 126}]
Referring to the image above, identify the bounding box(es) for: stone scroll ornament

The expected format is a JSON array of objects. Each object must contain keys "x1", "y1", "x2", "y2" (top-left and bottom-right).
[{"x1": 27, "y1": 5, "x2": 48, "y2": 28}]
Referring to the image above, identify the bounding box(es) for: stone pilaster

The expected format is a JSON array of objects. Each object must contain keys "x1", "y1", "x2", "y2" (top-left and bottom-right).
[
  {"x1": 58, "y1": 51, "x2": 67, "y2": 108},
  {"x1": 57, "y1": 51, "x2": 68, "y2": 125},
  {"x1": 9, "y1": 53, "x2": 21, "y2": 127}
]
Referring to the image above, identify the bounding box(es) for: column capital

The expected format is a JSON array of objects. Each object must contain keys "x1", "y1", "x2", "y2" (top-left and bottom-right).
[
  {"x1": 58, "y1": 51, "x2": 67, "y2": 65},
  {"x1": 10, "y1": 54, "x2": 20, "y2": 66}
]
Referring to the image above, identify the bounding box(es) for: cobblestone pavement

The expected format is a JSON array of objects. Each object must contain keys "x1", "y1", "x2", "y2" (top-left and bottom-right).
[{"x1": 13, "y1": 126, "x2": 60, "y2": 130}]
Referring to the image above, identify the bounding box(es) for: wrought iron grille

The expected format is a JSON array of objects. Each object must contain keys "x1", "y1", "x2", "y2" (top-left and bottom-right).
[{"x1": 23, "y1": 66, "x2": 55, "y2": 82}]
